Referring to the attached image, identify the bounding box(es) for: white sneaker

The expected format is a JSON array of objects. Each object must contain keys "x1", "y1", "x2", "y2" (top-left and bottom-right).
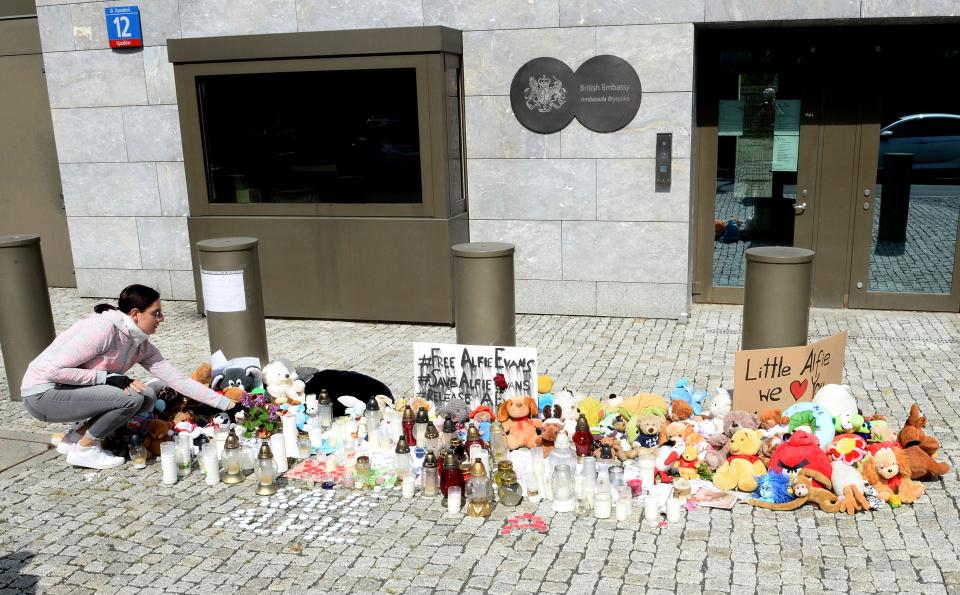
[
  {"x1": 65, "y1": 444, "x2": 125, "y2": 470},
  {"x1": 54, "y1": 424, "x2": 85, "y2": 455}
]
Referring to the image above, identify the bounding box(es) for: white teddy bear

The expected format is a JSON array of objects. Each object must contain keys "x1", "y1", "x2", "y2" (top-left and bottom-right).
[{"x1": 262, "y1": 359, "x2": 305, "y2": 404}]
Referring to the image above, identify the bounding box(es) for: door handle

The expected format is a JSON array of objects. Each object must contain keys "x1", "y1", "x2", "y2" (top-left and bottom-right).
[{"x1": 793, "y1": 202, "x2": 808, "y2": 214}]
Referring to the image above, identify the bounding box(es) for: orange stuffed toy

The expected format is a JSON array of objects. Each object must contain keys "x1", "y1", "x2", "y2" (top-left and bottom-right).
[
  {"x1": 498, "y1": 396, "x2": 542, "y2": 450},
  {"x1": 897, "y1": 404, "x2": 951, "y2": 480}
]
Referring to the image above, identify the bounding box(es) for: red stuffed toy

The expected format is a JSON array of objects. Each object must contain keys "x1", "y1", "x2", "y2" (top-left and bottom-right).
[{"x1": 767, "y1": 430, "x2": 833, "y2": 488}]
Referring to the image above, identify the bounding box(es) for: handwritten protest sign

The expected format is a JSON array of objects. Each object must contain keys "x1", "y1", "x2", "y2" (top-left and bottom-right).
[
  {"x1": 414, "y1": 343, "x2": 537, "y2": 410},
  {"x1": 733, "y1": 331, "x2": 847, "y2": 413}
]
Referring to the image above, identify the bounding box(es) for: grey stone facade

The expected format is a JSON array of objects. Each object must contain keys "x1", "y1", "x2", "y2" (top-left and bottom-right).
[{"x1": 34, "y1": 0, "x2": 957, "y2": 316}]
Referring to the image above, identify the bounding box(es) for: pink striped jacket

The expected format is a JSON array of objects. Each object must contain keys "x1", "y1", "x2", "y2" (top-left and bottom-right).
[{"x1": 21, "y1": 309, "x2": 230, "y2": 410}]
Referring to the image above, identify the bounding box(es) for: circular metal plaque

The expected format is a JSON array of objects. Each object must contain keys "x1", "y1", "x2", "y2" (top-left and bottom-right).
[
  {"x1": 574, "y1": 55, "x2": 642, "y2": 133},
  {"x1": 510, "y1": 57, "x2": 579, "y2": 134}
]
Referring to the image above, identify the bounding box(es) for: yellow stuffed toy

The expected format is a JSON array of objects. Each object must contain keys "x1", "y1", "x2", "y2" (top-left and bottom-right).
[{"x1": 713, "y1": 428, "x2": 766, "y2": 492}]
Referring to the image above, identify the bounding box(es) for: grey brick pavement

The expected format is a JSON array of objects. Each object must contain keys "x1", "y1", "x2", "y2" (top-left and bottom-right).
[{"x1": 0, "y1": 289, "x2": 959, "y2": 594}]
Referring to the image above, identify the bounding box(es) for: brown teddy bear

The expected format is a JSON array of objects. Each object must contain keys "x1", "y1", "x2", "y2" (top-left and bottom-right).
[
  {"x1": 670, "y1": 400, "x2": 693, "y2": 422},
  {"x1": 144, "y1": 419, "x2": 173, "y2": 459},
  {"x1": 498, "y1": 396, "x2": 542, "y2": 450},
  {"x1": 713, "y1": 428, "x2": 766, "y2": 492},
  {"x1": 538, "y1": 419, "x2": 563, "y2": 457},
  {"x1": 704, "y1": 410, "x2": 761, "y2": 470},
  {"x1": 897, "y1": 404, "x2": 951, "y2": 480},
  {"x1": 191, "y1": 362, "x2": 212, "y2": 386},
  {"x1": 758, "y1": 408, "x2": 787, "y2": 431}
]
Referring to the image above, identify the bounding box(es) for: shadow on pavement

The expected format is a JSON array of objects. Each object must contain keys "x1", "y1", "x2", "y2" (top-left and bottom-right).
[{"x1": 0, "y1": 551, "x2": 37, "y2": 594}]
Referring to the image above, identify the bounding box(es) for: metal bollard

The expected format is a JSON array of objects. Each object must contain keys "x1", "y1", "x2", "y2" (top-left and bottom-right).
[
  {"x1": 452, "y1": 242, "x2": 516, "y2": 346},
  {"x1": 196, "y1": 237, "x2": 269, "y2": 364},
  {"x1": 877, "y1": 153, "x2": 913, "y2": 242},
  {"x1": 0, "y1": 235, "x2": 56, "y2": 401},
  {"x1": 741, "y1": 246, "x2": 814, "y2": 351}
]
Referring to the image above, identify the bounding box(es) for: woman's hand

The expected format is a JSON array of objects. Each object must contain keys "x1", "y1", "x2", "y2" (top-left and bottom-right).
[
  {"x1": 224, "y1": 399, "x2": 238, "y2": 410},
  {"x1": 127, "y1": 379, "x2": 148, "y2": 395}
]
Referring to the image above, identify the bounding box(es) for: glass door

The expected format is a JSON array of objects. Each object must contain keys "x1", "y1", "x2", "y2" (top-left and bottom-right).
[
  {"x1": 849, "y1": 32, "x2": 960, "y2": 311},
  {"x1": 695, "y1": 33, "x2": 820, "y2": 303}
]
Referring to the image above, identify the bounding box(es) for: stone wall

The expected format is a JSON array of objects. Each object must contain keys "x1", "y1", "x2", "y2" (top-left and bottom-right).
[{"x1": 33, "y1": 0, "x2": 957, "y2": 316}]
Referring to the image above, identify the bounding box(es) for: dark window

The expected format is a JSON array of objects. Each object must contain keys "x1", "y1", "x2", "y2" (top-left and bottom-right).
[
  {"x1": 888, "y1": 117, "x2": 960, "y2": 137},
  {"x1": 197, "y1": 68, "x2": 422, "y2": 204}
]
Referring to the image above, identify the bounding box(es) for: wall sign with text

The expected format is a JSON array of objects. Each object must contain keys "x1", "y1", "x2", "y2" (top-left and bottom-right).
[
  {"x1": 510, "y1": 55, "x2": 642, "y2": 134},
  {"x1": 732, "y1": 331, "x2": 847, "y2": 414},
  {"x1": 413, "y1": 342, "x2": 538, "y2": 410},
  {"x1": 105, "y1": 6, "x2": 143, "y2": 49}
]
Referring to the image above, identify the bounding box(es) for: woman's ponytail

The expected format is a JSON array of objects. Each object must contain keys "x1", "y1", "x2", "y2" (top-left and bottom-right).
[{"x1": 93, "y1": 303, "x2": 117, "y2": 314}]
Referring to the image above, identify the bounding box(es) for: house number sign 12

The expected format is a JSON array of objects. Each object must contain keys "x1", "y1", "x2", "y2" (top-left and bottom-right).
[{"x1": 105, "y1": 6, "x2": 143, "y2": 49}]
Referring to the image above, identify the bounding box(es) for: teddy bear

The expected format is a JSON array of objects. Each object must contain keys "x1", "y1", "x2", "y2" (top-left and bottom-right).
[
  {"x1": 144, "y1": 418, "x2": 173, "y2": 458},
  {"x1": 538, "y1": 418, "x2": 563, "y2": 457},
  {"x1": 713, "y1": 428, "x2": 766, "y2": 492},
  {"x1": 677, "y1": 445, "x2": 700, "y2": 480},
  {"x1": 262, "y1": 359, "x2": 304, "y2": 405},
  {"x1": 497, "y1": 396, "x2": 542, "y2": 450},
  {"x1": 897, "y1": 403, "x2": 951, "y2": 481},
  {"x1": 191, "y1": 362, "x2": 212, "y2": 386},
  {"x1": 861, "y1": 445, "x2": 924, "y2": 504},
  {"x1": 628, "y1": 414, "x2": 666, "y2": 453},
  {"x1": 704, "y1": 410, "x2": 761, "y2": 470},
  {"x1": 758, "y1": 408, "x2": 786, "y2": 431},
  {"x1": 670, "y1": 400, "x2": 693, "y2": 422}
]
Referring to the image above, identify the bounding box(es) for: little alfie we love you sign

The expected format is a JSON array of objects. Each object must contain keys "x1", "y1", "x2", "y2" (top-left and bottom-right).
[{"x1": 732, "y1": 331, "x2": 847, "y2": 413}]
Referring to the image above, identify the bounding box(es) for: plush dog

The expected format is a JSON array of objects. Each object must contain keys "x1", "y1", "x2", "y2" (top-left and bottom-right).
[
  {"x1": 498, "y1": 396, "x2": 542, "y2": 450},
  {"x1": 538, "y1": 419, "x2": 563, "y2": 457},
  {"x1": 862, "y1": 445, "x2": 924, "y2": 504},
  {"x1": 897, "y1": 403, "x2": 951, "y2": 481}
]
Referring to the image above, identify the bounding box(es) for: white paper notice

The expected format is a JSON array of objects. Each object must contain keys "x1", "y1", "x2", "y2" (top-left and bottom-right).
[{"x1": 200, "y1": 270, "x2": 246, "y2": 313}]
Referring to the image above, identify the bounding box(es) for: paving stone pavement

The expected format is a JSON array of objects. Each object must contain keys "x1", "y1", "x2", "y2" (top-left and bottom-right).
[{"x1": 0, "y1": 289, "x2": 958, "y2": 594}]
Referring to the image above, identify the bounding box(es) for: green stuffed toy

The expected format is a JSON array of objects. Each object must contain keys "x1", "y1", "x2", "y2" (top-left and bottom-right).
[{"x1": 788, "y1": 410, "x2": 818, "y2": 434}]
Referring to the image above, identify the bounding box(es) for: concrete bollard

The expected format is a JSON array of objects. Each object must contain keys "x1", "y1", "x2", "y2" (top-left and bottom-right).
[
  {"x1": 741, "y1": 246, "x2": 814, "y2": 351},
  {"x1": 197, "y1": 237, "x2": 269, "y2": 364},
  {"x1": 0, "y1": 235, "x2": 56, "y2": 401},
  {"x1": 452, "y1": 242, "x2": 516, "y2": 346}
]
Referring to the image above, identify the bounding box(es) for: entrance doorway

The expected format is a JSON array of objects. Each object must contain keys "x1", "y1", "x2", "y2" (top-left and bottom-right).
[
  {"x1": 0, "y1": 12, "x2": 75, "y2": 287},
  {"x1": 693, "y1": 26, "x2": 960, "y2": 312}
]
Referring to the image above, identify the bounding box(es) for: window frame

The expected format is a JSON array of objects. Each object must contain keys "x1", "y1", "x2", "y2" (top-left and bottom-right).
[{"x1": 169, "y1": 27, "x2": 464, "y2": 220}]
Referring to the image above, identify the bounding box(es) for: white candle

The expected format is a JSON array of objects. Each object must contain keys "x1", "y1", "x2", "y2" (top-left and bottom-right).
[
  {"x1": 644, "y1": 497, "x2": 660, "y2": 527},
  {"x1": 160, "y1": 442, "x2": 177, "y2": 485},
  {"x1": 616, "y1": 497, "x2": 631, "y2": 521},
  {"x1": 269, "y1": 434, "x2": 288, "y2": 473},
  {"x1": 666, "y1": 497, "x2": 681, "y2": 523},
  {"x1": 447, "y1": 486, "x2": 461, "y2": 514},
  {"x1": 204, "y1": 452, "x2": 220, "y2": 486},
  {"x1": 325, "y1": 453, "x2": 338, "y2": 472},
  {"x1": 282, "y1": 413, "x2": 299, "y2": 459},
  {"x1": 402, "y1": 475, "x2": 415, "y2": 498}
]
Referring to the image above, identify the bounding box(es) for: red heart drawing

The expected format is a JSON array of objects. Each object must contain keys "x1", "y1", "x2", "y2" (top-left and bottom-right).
[{"x1": 790, "y1": 379, "x2": 809, "y2": 400}]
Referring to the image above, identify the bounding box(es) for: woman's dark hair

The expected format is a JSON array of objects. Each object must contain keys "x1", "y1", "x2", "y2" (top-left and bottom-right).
[{"x1": 94, "y1": 284, "x2": 161, "y2": 314}]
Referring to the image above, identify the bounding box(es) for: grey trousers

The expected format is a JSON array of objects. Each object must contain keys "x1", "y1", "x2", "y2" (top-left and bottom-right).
[{"x1": 22, "y1": 384, "x2": 157, "y2": 440}]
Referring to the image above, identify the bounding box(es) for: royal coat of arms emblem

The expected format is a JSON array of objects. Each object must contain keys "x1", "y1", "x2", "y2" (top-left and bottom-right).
[{"x1": 524, "y1": 75, "x2": 567, "y2": 113}]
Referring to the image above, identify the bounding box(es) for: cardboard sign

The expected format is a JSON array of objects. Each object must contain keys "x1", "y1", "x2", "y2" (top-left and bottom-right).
[
  {"x1": 733, "y1": 331, "x2": 847, "y2": 413},
  {"x1": 413, "y1": 343, "x2": 537, "y2": 411}
]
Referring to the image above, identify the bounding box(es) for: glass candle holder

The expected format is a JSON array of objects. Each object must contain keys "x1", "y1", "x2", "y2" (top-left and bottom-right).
[
  {"x1": 447, "y1": 486, "x2": 462, "y2": 513},
  {"x1": 129, "y1": 438, "x2": 147, "y2": 470},
  {"x1": 616, "y1": 486, "x2": 632, "y2": 521},
  {"x1": 297, "y1": 434, "x2": 312, "y2": 459},
  {"x1": 159, "y1": 441, "x2": 177, "y2": 485},
  {"x1": 594, "y1": 491, "x2": 612, "y2": 519}
]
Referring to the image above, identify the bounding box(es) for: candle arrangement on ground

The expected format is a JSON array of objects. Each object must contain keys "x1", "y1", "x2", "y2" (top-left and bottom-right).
[{"x1": 96, "y1": 353, "x2": 949, "y2": 527}]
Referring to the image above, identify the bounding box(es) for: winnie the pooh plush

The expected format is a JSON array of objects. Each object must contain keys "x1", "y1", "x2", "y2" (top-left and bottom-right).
[
  {"x1": 677, "y1": 445, "x2": 700, "y2": 480},
  {"x1": 713, "y1": 428, "x2": 766, "y2": 492}
]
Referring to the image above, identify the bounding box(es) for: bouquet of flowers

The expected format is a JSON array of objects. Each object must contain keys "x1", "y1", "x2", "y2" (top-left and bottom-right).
[{"x1": 239, "y1": 392, "x2": 281, "y2": 438}]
